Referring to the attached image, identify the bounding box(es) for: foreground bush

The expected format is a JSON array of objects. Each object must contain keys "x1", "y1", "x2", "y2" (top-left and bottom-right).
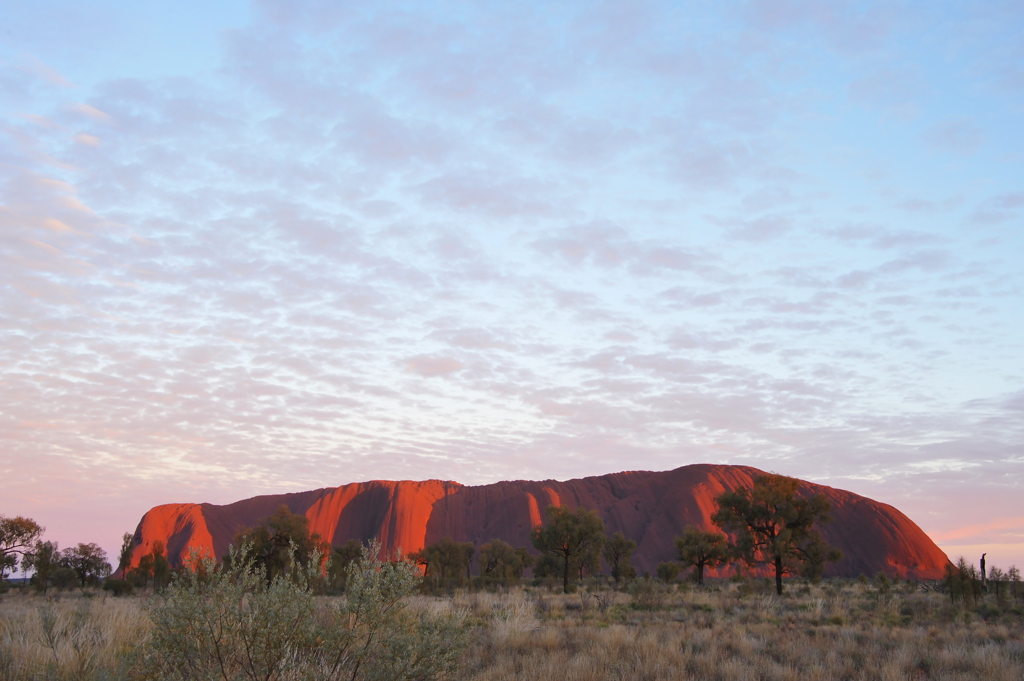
[{"x1": 142, "y1": 541, "x2": 467, "y2": 681}]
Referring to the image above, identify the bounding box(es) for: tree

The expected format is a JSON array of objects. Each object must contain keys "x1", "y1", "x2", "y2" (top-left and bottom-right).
[
  {"x1": 410, "y1": 537, "x2": 475, "y2": 588},
  {"x1": 478, "y1": 539, "x2": 534, "y2": 582},
  {"x1": 944, "y1": 559, "x2": 970, "y2": 605},
  {"x1": 23, "y1": 540, "x2": 60, "y2": 594},
  {"x1": 150, "y1": 540, "x2": 171, "y2": 589},
  {"x1": 60, "y1": 543, "x2": 111, "y2": 587},
  {"x1": 231, "y1": 505, "x2": 328, "y2": 584},
  {"x1": 531, "y1": 505, "x2": 606, "y2": 594},
  {"x1": 603, "y1": 531, "x2": 637, "y2": 585},
  {"x1": 51, "y1": 566, "x2": 79, "y2": 590},
  {"x1": 656, "y1": 561, "x2": 681, "y2": 583},
  {"x1": 800, "y1": 533, "x2": 837, "y2": 583},
  {"x1": 575, "y1": 542, "x2": 602, "y2": 581},
  {"x1": 117, "y1": 532, "x2": 134, "y2": 579},
  {"x1": 136, "y1": 553, "x2": 154, "y2": 589},
  {"x1": 531, "y1": 553, "x2": 564, "y2": 583},
  {"x1": 712, "y1": 474, "x2": 841, "y2": 595},
  {"x1": 103, "y1": 578, "x2": 134, "y2": 596},
  {"x1": 327, "y1": 539, "x2": 364, "y2": 593},
  {"x1": 675, "y1": 525, "x2": 729, "y2": 585},
  {"x1": 0, "y1": 552, "x2": 14, "y2": 581},
  {"x1": 989, "y1": 566, "x2": 1006, "y2": 606},
  {"x1": 960, "y1": 556, "x2": 980, "y2": 606},
  {"x1": 0, "y1": 515, "x2": 44, "y2": 582}
]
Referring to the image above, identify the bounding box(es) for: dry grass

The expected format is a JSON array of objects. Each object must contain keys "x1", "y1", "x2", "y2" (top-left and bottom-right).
[
  {"x1": 0, "y1": 592, "x2": 151, "y2": 680},
  {"x1": 455, "y1": 581, "x2": 1024, "y2": 681},
  {"x1": 1, "y1": 580, "x2": 1022, "y2": 680}
]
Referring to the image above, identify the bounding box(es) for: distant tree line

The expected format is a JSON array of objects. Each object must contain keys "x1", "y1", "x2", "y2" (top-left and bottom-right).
[
  {"x1": 0, "y1": 515, "x2": 113, "y2": 593},
  {"x1": 1, "y1": 475, "x2": 842, "y2": 597},
  {"x1": 941, "y1": 555, "x2": 1022, "y2": 608},
  {"x1": 355, "y1": 473, "x2": 845, "y2": 596},
  {"x1": 8, "y1": 474, "x2": 1020, "y2": 604}
]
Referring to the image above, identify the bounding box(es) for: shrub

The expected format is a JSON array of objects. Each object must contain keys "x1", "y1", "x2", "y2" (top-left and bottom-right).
[
  {"x1": 102, "y1": 578, "x2": 133, "y2": 596},
  {"x1": 627, "y1": 577, "x2": 666, "y2": 610},
  {"x1": 319, "y1": 548, "x2": 469, "y2": 680},
  {"x1": 656, "y1": 561, "x2": 681, "y2": 583},
  {"x1": 51, "y1": 566, "x2": 79, "y2": 590},
  {"x1": 142, "y1": 541, "x2": 468, "y2": 681},
  {"x1": 142, "y1": 544, "x2": 317, "y2": 680}
]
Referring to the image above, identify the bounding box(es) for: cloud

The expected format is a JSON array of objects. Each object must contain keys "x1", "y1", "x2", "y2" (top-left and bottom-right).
[
  {"x1": 745, "y1": 0, "x2": 898, "y2": 53},
  {"x1": 721, "y1": 215, "x2": 792, "y2": 242},
  {"x1": 1, "y1": 0, "x2": 1022, "y2": 569},
  {"x1": 427, "y1": 327, "x2": 517, "y2": 351},
  {"x1": 847, "y1": 66, "x2": 921, "y2": 117},
  {"x1": 70, "y1": 103, "x2": 112, "y2": 122},
  {"x1": 930, "y1": 517, "x2": 1024, "y2": 543},
  {"x1": 403, "y1": 355, "x2": 463, "y2": 377},
  {"x1": 658, "y1": 287, "x2": 726, "y2": 309},
  {"x1": 414, "y1": 172, "x2": 562, "y2": 218},
  {"x1": 532, "y1": 224, "x2": 719, "y2": 278},
  {"x1": 969, "y1": 191, "x2": 1024, "y2": 225},
  {"x1": 19, "y1": 55, "x2": 75, "y2": 88},
  {"x1": 826, "y1": 225, "x2": 945, "y2": 250},
  {"x1": 924, "y1": 118, "x2": 983, "y2": 155}
]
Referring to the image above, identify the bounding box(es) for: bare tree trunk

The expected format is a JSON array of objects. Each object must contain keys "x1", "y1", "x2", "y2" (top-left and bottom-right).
[{"x1": 775, "y1": 555, "x2": 784, "y2": 595}]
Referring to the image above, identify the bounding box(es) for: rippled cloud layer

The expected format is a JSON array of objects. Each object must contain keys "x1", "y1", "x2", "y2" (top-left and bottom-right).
[{"x1": 2, "y1": 0, "x2": 1022, "y2": 566}]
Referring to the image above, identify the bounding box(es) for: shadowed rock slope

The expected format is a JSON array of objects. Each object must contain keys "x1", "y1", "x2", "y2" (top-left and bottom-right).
[{"x1": 129, "y1": 464, "x2": 948, "y2": 578}]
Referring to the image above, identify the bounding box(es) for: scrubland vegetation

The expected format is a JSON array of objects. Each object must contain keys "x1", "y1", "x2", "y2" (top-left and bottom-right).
[
  {"x1": 2, "y1": 571, "x2": 1023, "y2": 681},
  {"x1": 3, "y1": 478, "x2": 1021, "y2": 680}
]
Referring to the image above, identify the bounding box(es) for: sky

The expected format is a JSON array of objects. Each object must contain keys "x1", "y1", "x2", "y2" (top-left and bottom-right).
[{"x1": 1, "y1": 0, "x2": 1022, "y2": 572}]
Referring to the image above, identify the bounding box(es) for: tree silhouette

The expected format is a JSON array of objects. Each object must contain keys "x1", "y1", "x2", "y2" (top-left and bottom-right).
[
  {"x1": 23, "y1": 540, "x2": 60, "y2": 593},
  {"x1": 117, "y1": 532, "x2": 134, "y2": 579},
  {"x1": 712, "y1": 474, "x2": 841, "y2": 595},
  {"x1": 327, "y1": 539, "x2": 363, "y2": 592},
  {"x1": 61, "y1": 543, "x2": 111, "y2": 587},
  {"x1": 675, "y1": 525, "x2": 728, "y2": 585},
  {"x1": 0, "y1": 515, "x2": 44, "y2": 582},
  {"x1": 531, "y1": 505, "x2": 606, "y2": 594},
  {"x1": 478, "y1": 539, "x2": 533, "y2": 582},
  {"x1": 231, "y1": 505, "x2": 328, "y2": 583},
  {"x1": 656, "y1": 561, "x2": 681, "y2": 583},
  {"x1": 410, "y1": 537, "x2": 475, "y2": 587},
  {"x1": 602, "y1": 531, "x2": 637, "y2": 585},
  {"x1": 150, "y1": 540, "x2": 171, "y2": 589}
]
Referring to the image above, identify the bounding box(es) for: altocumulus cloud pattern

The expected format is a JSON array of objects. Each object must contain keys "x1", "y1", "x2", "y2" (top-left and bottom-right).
[{"x1": 1, "y1": 0, "x2": 1022, "y2": 565}]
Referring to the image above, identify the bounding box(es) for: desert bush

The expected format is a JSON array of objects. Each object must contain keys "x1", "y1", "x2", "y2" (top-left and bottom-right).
[
  {"x1": 101, "y1": 579, "x2": 133, "y2": 597},
  {"x1": 141, "y1": 541, "x2": 467, "y2": 681},
  {"x1": 50, "y1": 568, "x2": 78, "y2": 592},
  {"x1": 627, "y1": 577, "x2": 666, "y2": 610},
  {"x1": 875, "y1": 572, "x2": 891, "y2": 596},
  {"x1": 655, "y1": 562, "x2": 681, "y2": 583},
  {"x1": 141, "y1": 543, "x2": 318, "y2": 681},
  {"x1": 311, "y1": 545, "x2": 468, "y2": 680}
]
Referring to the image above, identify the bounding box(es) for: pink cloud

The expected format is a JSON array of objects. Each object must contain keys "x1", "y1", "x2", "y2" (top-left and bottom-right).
[{"x1": 404, "y1": 355, "x2": 463, "y2": 377}]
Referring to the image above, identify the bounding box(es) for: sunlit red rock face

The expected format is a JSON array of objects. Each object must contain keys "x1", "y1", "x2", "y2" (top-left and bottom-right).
[{"x1": 130, "y1": 464, "x2": 948, "y2": 578}]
